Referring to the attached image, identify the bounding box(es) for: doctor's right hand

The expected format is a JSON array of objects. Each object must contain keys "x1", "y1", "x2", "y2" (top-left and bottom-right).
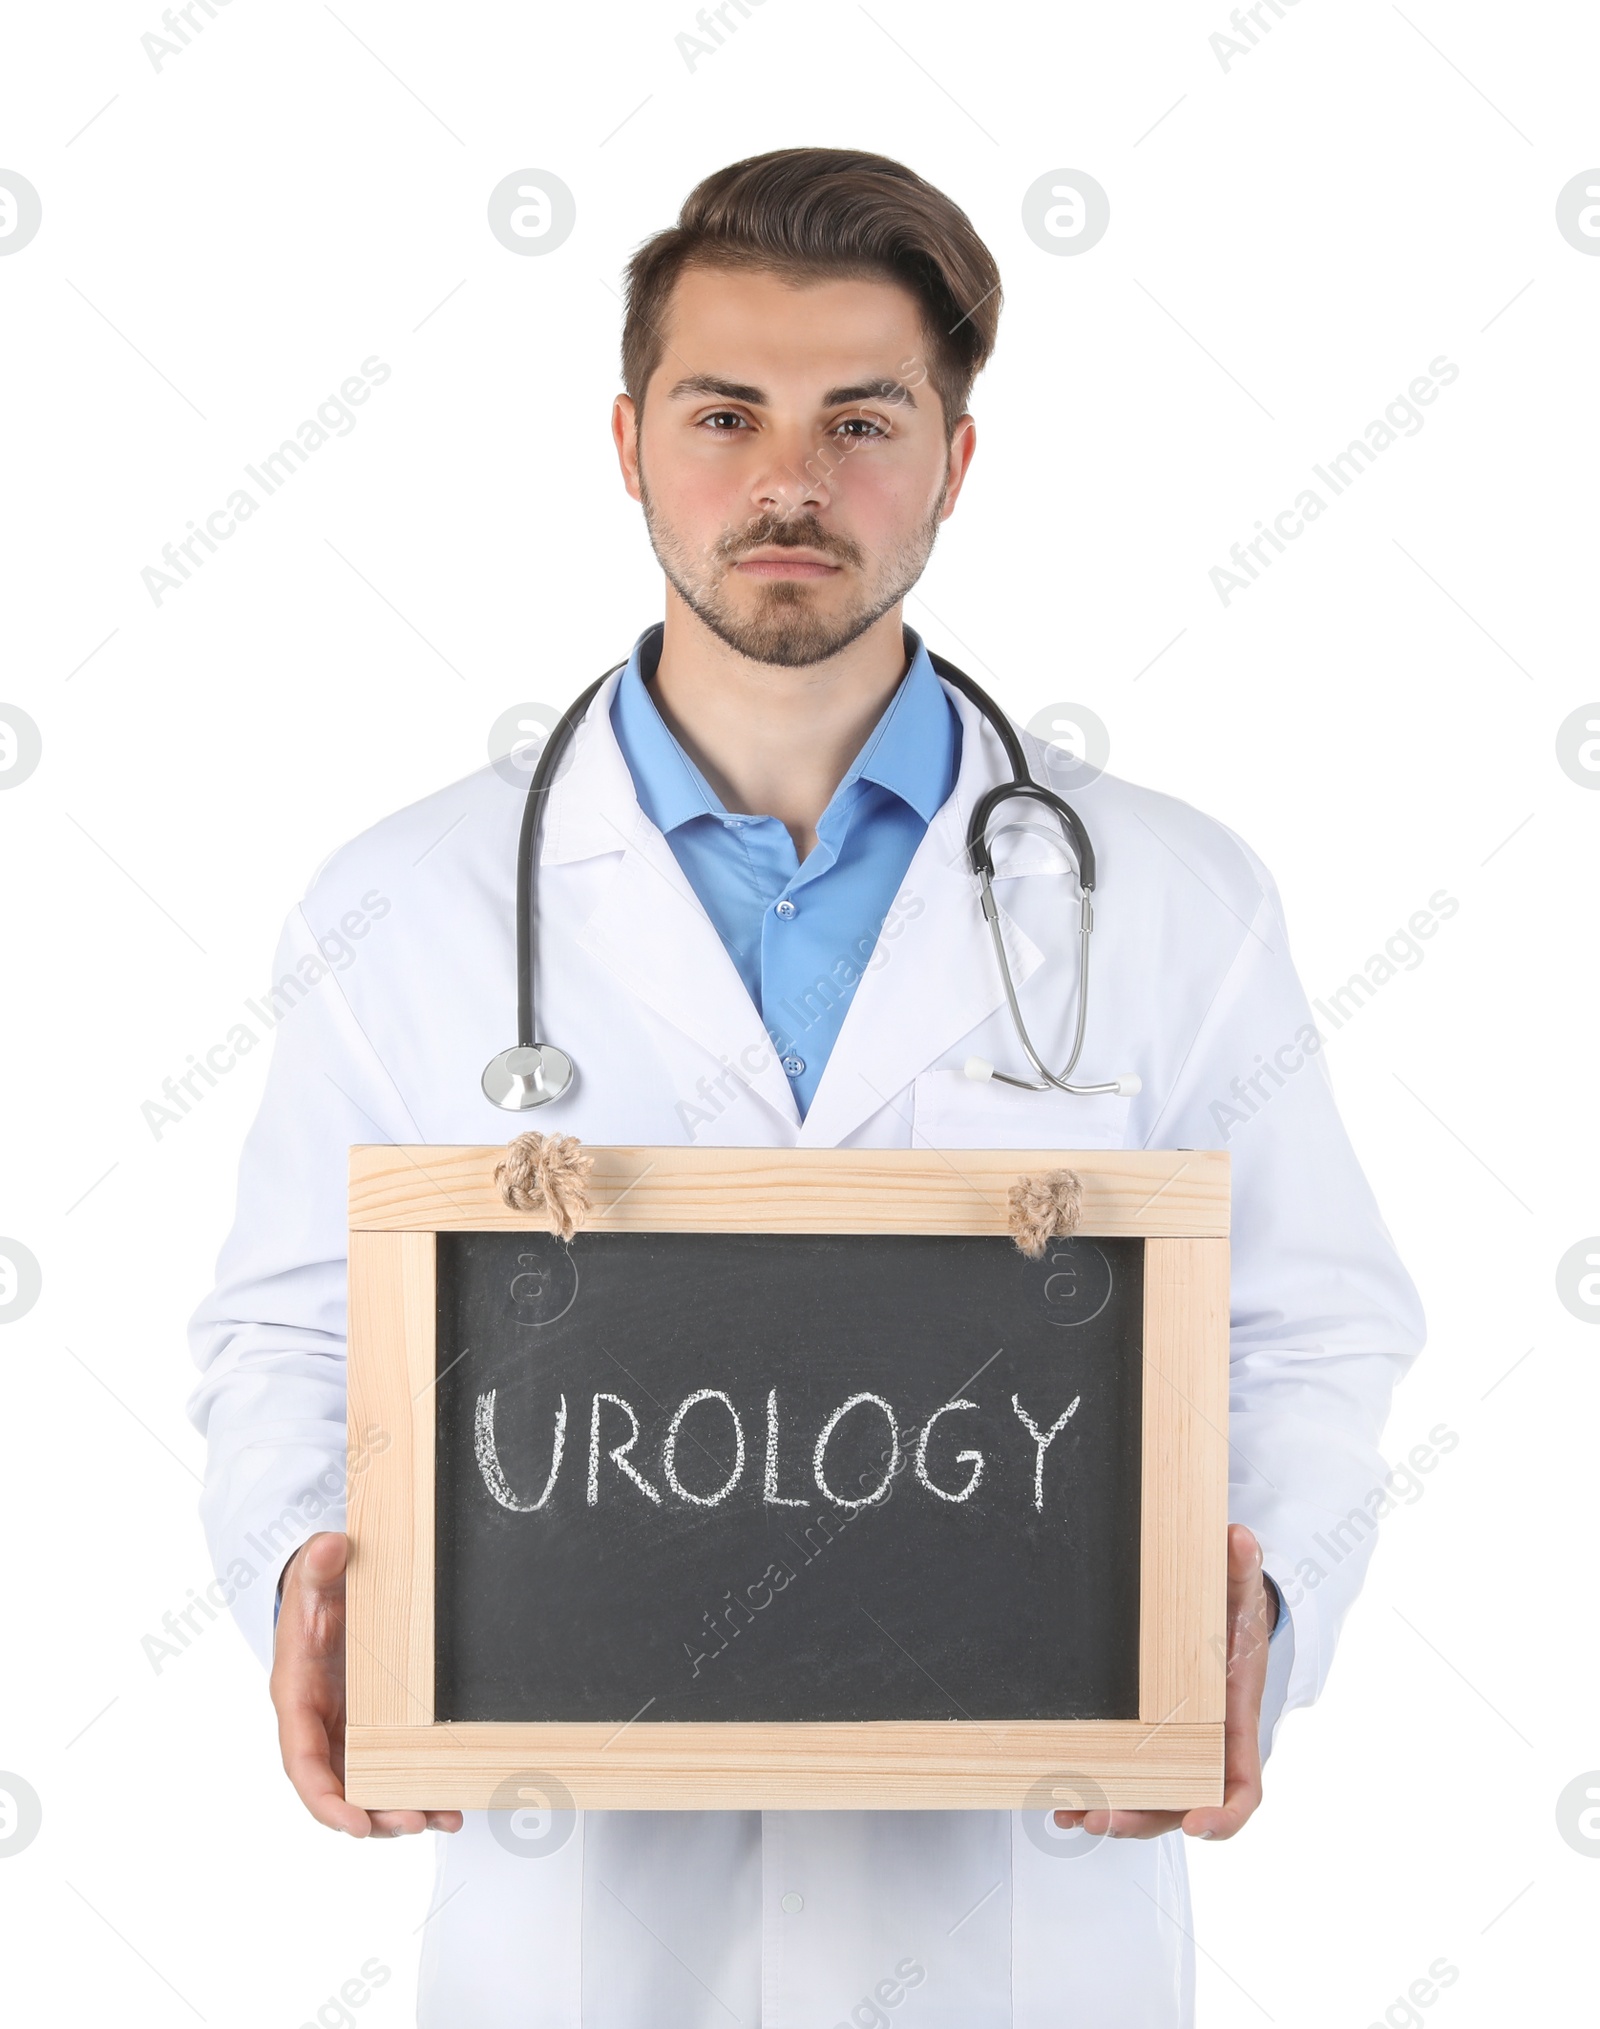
[{"x1": 271, "y1": 1531, "x2": 464, "y2": 1839}]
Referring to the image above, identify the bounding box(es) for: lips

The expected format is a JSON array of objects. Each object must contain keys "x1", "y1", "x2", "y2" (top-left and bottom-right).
[{"x1": 733, "y1": 554, "x2": 842, "y2": 579}]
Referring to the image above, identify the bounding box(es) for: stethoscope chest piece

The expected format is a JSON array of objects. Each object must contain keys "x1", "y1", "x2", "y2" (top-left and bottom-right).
[{"x1": 481, "y1": 1043, "x2": 575, "y2": 1111}]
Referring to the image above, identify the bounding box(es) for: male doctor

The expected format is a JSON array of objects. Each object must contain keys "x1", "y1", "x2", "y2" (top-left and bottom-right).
[{"x1": 189, "y1": 148, "x2": 1425, "y2": 2025}]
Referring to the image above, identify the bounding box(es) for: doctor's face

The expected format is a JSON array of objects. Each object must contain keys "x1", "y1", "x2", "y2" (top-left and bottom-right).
[{"x1": 614, "y1": 265, "x2": 975, "y2": 668}]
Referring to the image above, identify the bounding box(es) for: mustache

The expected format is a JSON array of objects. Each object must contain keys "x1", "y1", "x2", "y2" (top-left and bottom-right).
[{"x1": 713, "y1": 513, "x2": 863, "y2": 568}]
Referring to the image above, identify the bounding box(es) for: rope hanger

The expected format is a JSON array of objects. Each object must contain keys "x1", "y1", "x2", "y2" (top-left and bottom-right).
[{"x1": 494, "y1": 1131, "x2": 1083, "y2": 1259}]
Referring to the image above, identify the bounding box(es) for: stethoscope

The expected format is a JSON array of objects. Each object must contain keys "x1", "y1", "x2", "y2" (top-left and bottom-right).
[{"x1": 482, "y1": 633, "x2": 1140, "y2": 1110}]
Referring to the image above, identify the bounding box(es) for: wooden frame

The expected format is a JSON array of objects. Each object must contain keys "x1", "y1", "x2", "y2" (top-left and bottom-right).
[{"x1": 345, "y1": 1145, "x2": 1229, "y2": 1810}]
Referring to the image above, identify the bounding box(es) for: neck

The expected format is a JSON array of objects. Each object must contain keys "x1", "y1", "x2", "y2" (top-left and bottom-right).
[{"x1": 648, "y1": 587, "x2": 911, "y2": 861}]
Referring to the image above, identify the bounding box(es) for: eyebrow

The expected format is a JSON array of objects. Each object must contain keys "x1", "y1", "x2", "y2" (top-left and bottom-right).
[
  {"x1": 826, "y1": 377, "x2": 918, "y2": 409},
  {"x1": 666, "y1": 374, "x2": 765, "y2": 404},
  {"x1": 665, "y1": 373, "x2": 918, "y2": 410}
]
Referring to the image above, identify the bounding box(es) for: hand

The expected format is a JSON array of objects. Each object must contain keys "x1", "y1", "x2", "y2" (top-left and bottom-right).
[
  {"x1": 1054, "y1": 1523, "x2": 1278, "y2": 1843},
  {"x1": 271, "y1": 1530, "x2": 463, "y2": 1839}
]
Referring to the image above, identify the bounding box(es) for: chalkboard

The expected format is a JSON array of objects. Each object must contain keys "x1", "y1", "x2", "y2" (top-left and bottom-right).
[
  {"x1": 344, "y1": 1144, "x2": 1230, "y2": 1811},
  {"x1": 433, "y1": 1229, "x2": 1144, "y2": 1725}
]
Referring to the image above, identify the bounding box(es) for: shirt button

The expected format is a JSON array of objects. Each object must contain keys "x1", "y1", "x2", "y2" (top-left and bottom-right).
[
  {"x1": 780, "y1": 1892, "x2": 804, "y2": 1914},
  {"x1": 774, "y1": 898, "x2": 797, "y2": 919},
  {"x1": 781, "y1": 1054, "x2": 805, "y2": 1078}
]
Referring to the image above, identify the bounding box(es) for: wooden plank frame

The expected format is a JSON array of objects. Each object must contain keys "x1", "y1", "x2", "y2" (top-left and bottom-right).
[{"x1": 345, "y1": 1145, "x2": 1230, "y2": 1811}]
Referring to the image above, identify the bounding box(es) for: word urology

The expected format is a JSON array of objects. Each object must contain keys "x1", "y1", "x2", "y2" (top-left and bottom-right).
[{"x1": 476, "y1": 1385, "x2": 1083, "y2": 1516}]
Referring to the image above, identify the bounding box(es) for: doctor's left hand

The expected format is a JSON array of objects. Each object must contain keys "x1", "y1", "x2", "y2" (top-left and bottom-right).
[
  {"x1": 272, "y1": 1531, "x2": 464, "y2": 1840},
  {"x1": 1053, "y1": 1524, "x2": 1277, "y2": 1844}
]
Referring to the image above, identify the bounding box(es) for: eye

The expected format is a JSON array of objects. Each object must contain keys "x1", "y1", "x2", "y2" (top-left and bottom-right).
[
  {"x1": 834, "y1": 415, "x2": 888, "y2": 440},
  {"x1": 699, "y1": 409, "x2": 750, "y2": 432}
]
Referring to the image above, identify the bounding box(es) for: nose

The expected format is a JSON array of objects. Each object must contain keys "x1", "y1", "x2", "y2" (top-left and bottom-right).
[{"x1": 748, "y1": 421, "x2": 833, "y2": 521}]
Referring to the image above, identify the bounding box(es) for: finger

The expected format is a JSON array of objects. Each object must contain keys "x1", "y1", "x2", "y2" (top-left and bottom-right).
[
  {"x1": 1056, "y1": 1809, "x2": 1185, "y2": 1840},
  {"x1": 1184, "y1": 1681, "x2": 1266, "y2": 1840},
  {"x1": 1056, "y1": 1537, "x2": 1274, "y2": 1845},
  {"x1": 282, "y1": 1740, "x2": 372, "y2": 1836},
  {"x1": 277, "y1": 1690, "x2": 364, "y2": 1834},
  {"x1": 355, "y1": 1808, "x2": 464, "y2": 1838},
  {"x1": 1183, "y1": 1750, "x2": 1264, "y2": 1840},
  {"x1": 368, "y1": 1809, "x2": 433, "y2": 1838},
  {"x1": 1181, "y1": 1767, "x2": 1261, "y2": 1842}
]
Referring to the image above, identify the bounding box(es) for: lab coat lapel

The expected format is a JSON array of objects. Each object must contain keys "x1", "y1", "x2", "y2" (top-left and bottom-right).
[
  {"x1": 576, "y1": 827, "x2": 804, "y2": 1132},
  {"x1": 797, "y1": 688, "x2": 1050, "y2": 1149},
  {"x1": 544, "y1": 671, "x2": 803, "y2": 1134}
]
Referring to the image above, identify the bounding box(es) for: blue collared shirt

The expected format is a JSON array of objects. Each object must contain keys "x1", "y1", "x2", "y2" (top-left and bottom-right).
[{"x1": 609, "y1": 623, "x2": 962, "y2": 1117}]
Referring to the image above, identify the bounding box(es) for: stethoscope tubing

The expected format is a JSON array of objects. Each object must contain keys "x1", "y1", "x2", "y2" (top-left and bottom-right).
[
  {"x1": 515, "y1": 667, "x2": 619, "y2": 1051},
  {"x1": 496, "y1": 636, "x2": 1124, "y2": 1106}
]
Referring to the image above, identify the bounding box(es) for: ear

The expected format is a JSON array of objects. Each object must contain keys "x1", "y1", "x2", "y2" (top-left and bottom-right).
[
  {"x1": 938, "y1": 413, "x2": 978, "y2": 521},
  {"x1": 613, "y1": 394, "x2": 642, "y2": 503}
]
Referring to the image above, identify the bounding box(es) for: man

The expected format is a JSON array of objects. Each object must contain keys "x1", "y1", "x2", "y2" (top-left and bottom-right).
[{"x1": 189, "y1": 148, "x2": 1424, "y2": 2025}]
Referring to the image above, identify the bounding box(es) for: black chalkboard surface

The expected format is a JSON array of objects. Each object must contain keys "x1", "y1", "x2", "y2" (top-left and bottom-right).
[{"x1": 434, "y1": 1229, "x2": 1144, "y2": 1726}]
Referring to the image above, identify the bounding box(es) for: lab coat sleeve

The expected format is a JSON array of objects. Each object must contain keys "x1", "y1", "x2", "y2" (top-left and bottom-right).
[
  {"x1": 1143, "y1": 850, "x2": 1426, "y2": 1756},
  {"x1": 185, "y1": 899, "x2": 421, "y2": 1670}
]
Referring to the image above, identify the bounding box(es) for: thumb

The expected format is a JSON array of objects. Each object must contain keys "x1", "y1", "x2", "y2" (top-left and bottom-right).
[
  {"x1": 294, "y1": 1530, "x2": 348, "y2": 1593},
  {"x1": 1226, "y1": 1522, "x2": 1263, "y2": 1598},
  {"x1": 1225, "y1": 1524, "x2": 1274, "y2": 1665}
]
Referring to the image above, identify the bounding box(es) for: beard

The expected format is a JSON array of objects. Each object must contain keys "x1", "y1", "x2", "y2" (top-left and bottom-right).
[{"x1": 638, "y1": 470, "x2": 949, "y2": 669}]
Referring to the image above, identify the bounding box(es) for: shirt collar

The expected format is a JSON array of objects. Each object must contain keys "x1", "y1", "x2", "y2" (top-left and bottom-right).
[{"x1": 609, "y1": 621, "x2": 958, "y2": 838}]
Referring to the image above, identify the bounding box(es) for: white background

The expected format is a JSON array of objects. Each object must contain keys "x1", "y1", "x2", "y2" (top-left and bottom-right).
[{"x1": 1, "y1": 0, "x2": 1595, "y2": 2022}]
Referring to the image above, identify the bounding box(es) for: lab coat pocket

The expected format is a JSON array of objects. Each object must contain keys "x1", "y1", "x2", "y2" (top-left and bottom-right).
[{"x1": 910, "y1": 1065, "x2": 1132, "y2": 1152}]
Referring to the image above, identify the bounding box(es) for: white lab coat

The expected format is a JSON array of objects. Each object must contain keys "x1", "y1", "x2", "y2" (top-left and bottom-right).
[{"x1": 188, "y1": 663, "x2": 1425, "y2": 2027}]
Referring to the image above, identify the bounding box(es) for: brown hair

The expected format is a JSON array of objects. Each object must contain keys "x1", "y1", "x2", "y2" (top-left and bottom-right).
[{"x1": 621, "y1": 148, "x2": 1002, "y2": 435}]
